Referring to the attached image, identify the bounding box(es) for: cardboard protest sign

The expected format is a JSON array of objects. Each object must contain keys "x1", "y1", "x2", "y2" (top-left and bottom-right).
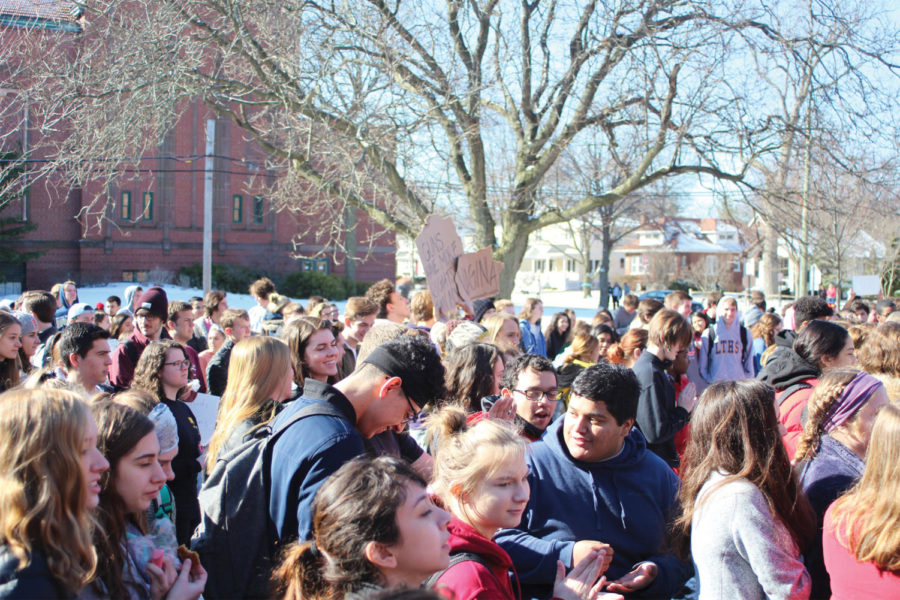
[
  {"x1": 456, "y1": 247, "x2": 504, "y2": 305},
  {"x1": 416, "y1": 215, "x2": 465, "y2": 319}
]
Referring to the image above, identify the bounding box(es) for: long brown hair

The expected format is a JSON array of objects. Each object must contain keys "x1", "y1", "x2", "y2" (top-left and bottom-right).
[
  {"x1": 443, "y1": 342, "x2": 501, "y2": 413},
  {"x1": 0, "y1": 389, "x2": 98, "y2": 592},
  {"x1": 674, "y1": 380, "x2": 815, "y2": 558},
  {"x1": 0, "y1": 312, "x2": 21, "y2": 390},
  {"x1": 829, "y1": 405, "x2": 900, "y2": 571},
  {"x1": 89, "y1": 400, "x2": 156, "y2": 599}
]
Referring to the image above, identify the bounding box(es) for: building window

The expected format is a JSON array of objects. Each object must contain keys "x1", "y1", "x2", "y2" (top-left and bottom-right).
[
  {"x1": 122, "y1": 270, "x2": 149, "y2": 282},
  {"x1": 629, "y1": 255, "x2": 647, "y2": 275},
  {"x1": 548, "y1": 259, "x2": 554, "y2": 272},
  {"x1": 619, "y1": 257, "x2": 625, "y2": 269},
  {"x1": 252, "y1": 196, "x2": 264, "y2": 225},
  {"x1": 732, "y1": 259, "x2": 742, "y2": 272},
  {"x1": 232, "y1": 195, "x2": 243, "y2": 224},
  {"x1": 299, "y1": 258, "x2": 329, "y2": 274},
  {"x1": 566, "y1": 259, "x2": 576, "y2": 272},
  {"x1": 534, "y1": 259, "x2": 545, "y2": 273},
  {"x1": 142, "y1": 192, "x2": 154, "y2": 221},
  {"x1": 120, "y1": 191, "x2": 132, "y2": 220},
  {"x1": 706, "y1": 255, "x2": 718, "y2": 275}
]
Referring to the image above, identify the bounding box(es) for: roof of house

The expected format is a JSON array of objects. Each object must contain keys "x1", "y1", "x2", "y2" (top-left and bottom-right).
[
  {"x1": 618, "y1": 217, "x2": 745, "y2": 254},
  {"x1": 0, "y1": 0, "x2": 83, "y2": 31}
]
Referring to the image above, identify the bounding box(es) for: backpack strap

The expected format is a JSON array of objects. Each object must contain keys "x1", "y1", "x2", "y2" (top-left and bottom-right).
[
  {"x1": 740, "y1": 326, "x2": 749, "y2": 365},
  {"x1": 425, "y1": 551, "x2": 497, "y2": 590},
  {"x1": 706, "y1": 326, "x2": 717, "y2": 364},
  {"x1": 776, "y1": 382, "x2": 812, "y2": 407},
  {"x1": 261, "y1": 400, "x2": 350, "y2": 545}
]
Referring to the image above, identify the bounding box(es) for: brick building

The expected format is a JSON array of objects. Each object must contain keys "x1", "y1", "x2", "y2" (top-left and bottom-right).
[{"x1": 0, "y1": 1, "x2": 395, "y2": 291}]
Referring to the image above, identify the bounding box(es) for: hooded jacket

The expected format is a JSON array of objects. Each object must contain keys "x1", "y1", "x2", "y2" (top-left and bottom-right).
[
  {"x1": 434, "y1": 517, "x2": 519, "y2": 600},
  {"x1": 698, "y1": 298, "x2": 754, "y2": 383},
  {"x1": 494, "y1": 418, "x2": 688, "y2": 599},
  {"x1": 117, "y1": 285, "x2": 140, "y2": 317},
  {"x1": 632, "y1": 351, "x2": 689, "y2": 469},
  {"x1": 757, "y1": 346, "x2": 820, "y2": 458}
]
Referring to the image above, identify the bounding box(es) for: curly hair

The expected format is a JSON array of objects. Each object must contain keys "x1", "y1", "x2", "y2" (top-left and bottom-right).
[
  {"x1": 0, "y1": 389, "x2": 98, "y2": 593},
  {"x1": 364, "y1": 279, "x2": 396, "y2": 319},
  {"x1": 132, "y1": 340, "x2": 188, "y2": 401},
  {"x1": 272, "y1": 457, "x2": 427, "y2": 600},
  {"x1": 750, "y1": 313, "x2": 782, "y2": 348},
  {"x1": 855, "y1": 323, "x2": 900, "y2": 378}
]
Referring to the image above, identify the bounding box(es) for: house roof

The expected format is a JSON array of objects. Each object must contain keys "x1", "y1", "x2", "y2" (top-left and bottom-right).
[
  {"x1": 619, "y1": 217, "x2": 745, "y2": 254},
  {"x1": 0, "y1": 0, "x2": 83, "y2": 31}
]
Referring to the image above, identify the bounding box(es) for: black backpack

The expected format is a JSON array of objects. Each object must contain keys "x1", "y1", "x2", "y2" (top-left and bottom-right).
[
  {"x1": 706, "y1": 324, "x2": 750, "y2": 366},
  {"x1": 191, "y1": 401, "x2": 345, "y2": 600}
]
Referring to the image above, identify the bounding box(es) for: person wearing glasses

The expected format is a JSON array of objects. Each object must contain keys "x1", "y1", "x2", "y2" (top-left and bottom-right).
[
  {"x1": 132, "y1": 340, "x2": 203, "y2": 546},
  {"x1": 268, "y1": 336, "x2": 446, "y2": 544},
  {"x1": 109, "y1": 286, "x2": 170, "y2": 390},
  {"x1": 496, "y1": 362, "x2": 690, "y2": 600},
  {"x1": 497, "y1": 354, "x2": 561, "y2": 441}
]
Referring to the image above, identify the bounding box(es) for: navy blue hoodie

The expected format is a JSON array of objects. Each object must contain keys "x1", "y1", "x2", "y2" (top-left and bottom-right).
[{"x1": 495, "y1": 417, "x2": 689, "y2": 599}]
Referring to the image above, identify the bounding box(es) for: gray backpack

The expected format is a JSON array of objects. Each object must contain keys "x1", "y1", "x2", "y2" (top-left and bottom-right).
[{"x1": 191, "y1": 401, "x2": 344, "y2": 599}]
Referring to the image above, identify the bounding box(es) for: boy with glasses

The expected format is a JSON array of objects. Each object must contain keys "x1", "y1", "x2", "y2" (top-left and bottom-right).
[{"x1": 499, "y1": 354, "x2": 560, "y2": 441}]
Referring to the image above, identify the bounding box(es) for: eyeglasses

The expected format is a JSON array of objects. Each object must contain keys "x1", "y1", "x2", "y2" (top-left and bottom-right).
[
  {"x1": 401, "y1": 389, "x2": 421, "y2": 424},
  {"x1": 514, "y1": 388, "x2": 561, "y2": 403},
  {"x1": 164, "y1": 359, "x2": 191, "y2": 369}
]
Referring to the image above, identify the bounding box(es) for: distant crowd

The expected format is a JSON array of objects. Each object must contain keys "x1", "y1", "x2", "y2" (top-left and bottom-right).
[{"x1": 0, "y1": 277, "x2": 899, "y2": 600}]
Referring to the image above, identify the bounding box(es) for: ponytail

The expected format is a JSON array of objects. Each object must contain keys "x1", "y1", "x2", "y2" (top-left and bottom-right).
[{"x1": 273, "y1": 541, "x2": 328, "y2": 600}]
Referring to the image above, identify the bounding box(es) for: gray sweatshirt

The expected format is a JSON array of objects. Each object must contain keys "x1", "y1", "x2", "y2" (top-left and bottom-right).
[{"x1": 691, "y1": 472, "x2": 810, "y2": 600}]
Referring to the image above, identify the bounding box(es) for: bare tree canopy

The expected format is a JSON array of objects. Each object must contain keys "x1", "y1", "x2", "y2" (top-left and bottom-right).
[{"x1": 2, "y1": 0, "x2": 897, "y2": 294}]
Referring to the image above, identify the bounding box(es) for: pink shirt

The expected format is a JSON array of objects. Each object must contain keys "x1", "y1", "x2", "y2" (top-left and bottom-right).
[{"x1": 823, "y1": 504, "x2": 900, "y2": 600}]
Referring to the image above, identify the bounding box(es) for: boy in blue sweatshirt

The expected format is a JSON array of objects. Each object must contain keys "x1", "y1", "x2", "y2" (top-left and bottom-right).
[{"x1": 496, "y1": 362, "x2": 690, "y2": 599}]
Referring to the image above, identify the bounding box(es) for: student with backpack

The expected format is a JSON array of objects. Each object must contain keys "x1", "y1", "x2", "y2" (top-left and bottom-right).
[
  {"x1": 698, "y1": 296, "x2": 754, "y2": 383},
  {"x1": 192, "y1": 336, "x2": 445, "y2": 599},
  {"x1": 426, "y1": 408, "x2": 620, "y2": 600}
]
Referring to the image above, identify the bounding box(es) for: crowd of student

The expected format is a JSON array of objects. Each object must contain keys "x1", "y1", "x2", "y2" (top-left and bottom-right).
[{"x1": 0, "y1": 277, "x2": 899, "y2": 600}]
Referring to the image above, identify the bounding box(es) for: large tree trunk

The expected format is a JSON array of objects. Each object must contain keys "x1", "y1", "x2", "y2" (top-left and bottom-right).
[
  {"x1": 760, "y1": 215, "x2": 779, "y2": 297},
  {"x1": 496, "y1": 222, "x2": 531, "y2": 298}
]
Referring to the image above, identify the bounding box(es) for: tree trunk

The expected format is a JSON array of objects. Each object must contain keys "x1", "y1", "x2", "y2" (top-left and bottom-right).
[
  {"x1": 598, "y1": 223, "x2": 613, "y2": 309},
  {"x1": 579, "y1": 226, "x2": 592, "y2": 298},
  {"x1": 496, "y1": 222, "x2": 531, "y2": 298},
  {"x1": 760, "y1": 216, "x2": 779, "y2": 297}
]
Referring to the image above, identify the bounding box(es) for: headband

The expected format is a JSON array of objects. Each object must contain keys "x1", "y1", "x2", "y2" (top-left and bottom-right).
[
  {"x1": 362, "y1": 345, "x2": 418, "y2": 407},
  {"x1": 823, "y1": 371, "x2": 884, "y2": 433}
]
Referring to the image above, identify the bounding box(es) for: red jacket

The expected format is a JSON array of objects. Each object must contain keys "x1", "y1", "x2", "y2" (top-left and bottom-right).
[
  {"x1": 777, "y1": 377, "x2": 818, "y2": 460},
  {"x1": 434, "y1": 516, "x2": 521, "y2": 600}
]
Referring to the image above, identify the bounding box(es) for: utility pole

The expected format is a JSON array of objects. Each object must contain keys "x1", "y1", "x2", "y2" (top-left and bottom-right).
[{"x1": 202, "y1": 119, "x2": 215, "y2": 295}]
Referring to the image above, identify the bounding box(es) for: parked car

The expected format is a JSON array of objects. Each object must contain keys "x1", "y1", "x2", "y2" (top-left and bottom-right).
[{"x1": 638, "y1": 290, "x2": 703, "y2": 313}]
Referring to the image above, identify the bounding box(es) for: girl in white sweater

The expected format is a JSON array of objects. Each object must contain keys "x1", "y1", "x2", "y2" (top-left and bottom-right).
[{"x1": 674, "y1": 380, "x2": 816, "y2": 600}]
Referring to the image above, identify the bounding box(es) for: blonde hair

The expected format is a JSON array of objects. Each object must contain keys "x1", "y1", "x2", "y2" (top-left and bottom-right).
[
  {"x1": 829, "y1": 405, "x2": 900, "y2": 571},
  {"x1": 482, "y1": 312, "x2": 520, "y2": 350},
  {"x1": 207, "y1": 337, "x2": 291, "y2": 465},
  {"x1": 563, "y1": 332, "x2": 599, "y2": 364},
  {"x1": 428, "y1": 406, "x2": 526, "y2": 506},
  {"x1": 0, "y1": 389, "x2": 97, "y2": 592}
]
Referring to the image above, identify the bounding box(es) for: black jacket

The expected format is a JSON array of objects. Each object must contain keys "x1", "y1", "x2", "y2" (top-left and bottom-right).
[
  {"x1": 205, "y1": 338, "x2": 235, "y2": 397},
  {"x1": 0, "y1": 546, "x2": 72, "y2": 599},
  {"x1": 632, "y1": 351, "x2": 689, "y2": 468},
  {"x1": 757, "y1": 341, "x2": 819, "y2": 392}
]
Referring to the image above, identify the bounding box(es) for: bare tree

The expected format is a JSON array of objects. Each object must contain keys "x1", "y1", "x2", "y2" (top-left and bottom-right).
[{"x1": 3, "y1": 1, "x2": 895, "y2": 295}]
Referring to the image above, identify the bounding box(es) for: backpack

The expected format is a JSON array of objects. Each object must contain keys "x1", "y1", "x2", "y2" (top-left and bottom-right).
[
  {"x1": 191, "y1": 401, "x2": 346, "y2": 600},
  {"x1": 706, "y1": 324, "x2": 750, "y2": 366},
  {"x1": 424, "y1": 551, "x2": 498, "y2": 590}
]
